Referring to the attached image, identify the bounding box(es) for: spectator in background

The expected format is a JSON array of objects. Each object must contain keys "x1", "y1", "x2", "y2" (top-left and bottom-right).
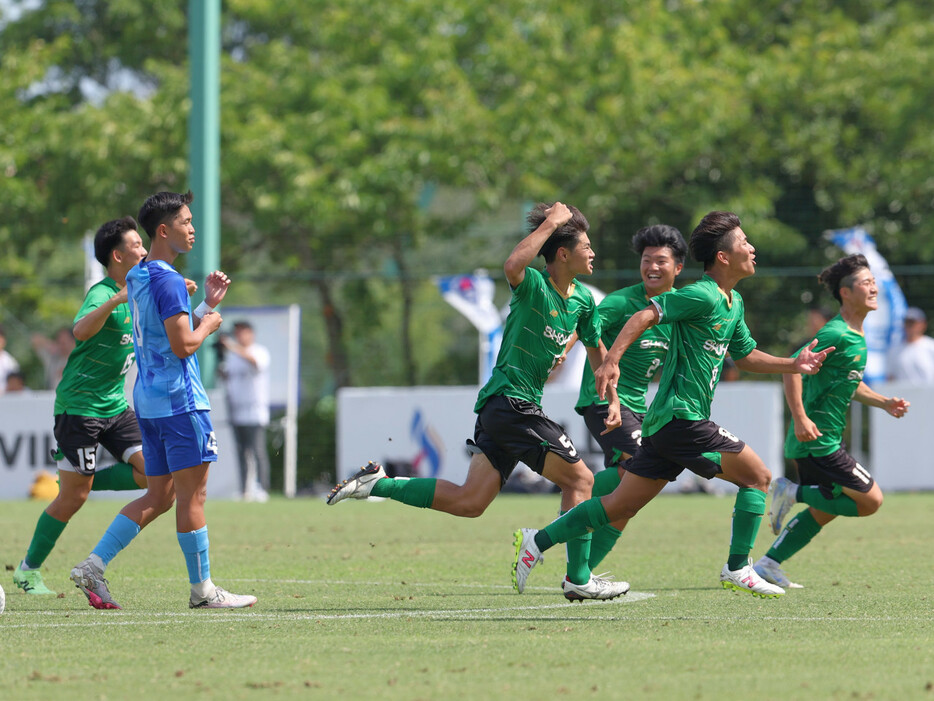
[
  {"x1": 5, "y1": 370, "x2": 30, "y2": 394},
  {"x1": 888, "y1": 307, "x2": 934, "y2": 382},
  {"x1": 219, "y1": 321, "x2": 272, "y2": 502},
  {"x1": 31, "y1": 327, "x2": 75, "y2": 390},
  {"x1": 0, "y1": 325, "x2": 21, "y2": 396}
]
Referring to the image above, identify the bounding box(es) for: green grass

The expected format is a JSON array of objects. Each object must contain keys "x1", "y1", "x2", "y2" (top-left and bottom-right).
[{"x1": 1, "y1": 492, "x2": 932, "y2": 700}]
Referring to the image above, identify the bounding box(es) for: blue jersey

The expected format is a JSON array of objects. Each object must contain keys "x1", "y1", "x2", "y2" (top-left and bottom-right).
[{"x1": 127, "y1": 259, "x2": 210, "y2": 419}]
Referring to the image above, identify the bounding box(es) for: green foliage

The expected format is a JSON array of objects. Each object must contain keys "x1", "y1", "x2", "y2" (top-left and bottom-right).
[{"x1": 3, "y1": 0, "x2": 934, "y2": 392}]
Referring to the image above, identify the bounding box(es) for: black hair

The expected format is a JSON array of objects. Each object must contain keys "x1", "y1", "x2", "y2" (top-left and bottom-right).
[
  {"x1": 527, "y1": 203, "x2": 590, "y2": 263},
  {"x1": 137, "y1": 190, "x2": 194, "y2": 239},
  {"x1": 818, "y1": 253, "x2": 870, "y2": 303},
  {"x1": 689, "y1": 211, "x2": 742, "y2": 269},
  {"x1": 93, "y1": 216, "x2": 139, "y2": 267},
  {"x1": 632, "y1": 224, "x2": 687, "y2": 264}
]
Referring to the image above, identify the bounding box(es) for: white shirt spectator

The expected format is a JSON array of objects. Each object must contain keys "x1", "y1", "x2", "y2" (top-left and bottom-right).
[
  {"x1": 222, "y1": 339, "x2": 271, "y2": 426},
  {"x1": 889, "y1": 335, "x2": 934, "y2": 382},
  {"x1": 0, "y1": 349, "x2": 20, "y2": 396}
]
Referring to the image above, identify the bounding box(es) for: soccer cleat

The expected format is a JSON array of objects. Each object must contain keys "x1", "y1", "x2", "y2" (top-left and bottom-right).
[
  {"x1": 562, "y1": 573, "x2": 630, "y2": 602},
  {"x1": 753, "y1": 555, "x2": 803, "y2": 589},
  {"x1": 190, "y1": 586, "x2": 257, "y2": 609},
  {"x1": 512, "y1": 528, "x2": 543, "y2": 594},
  {"x1": 13, "y1": 564, "x2": 56, "y2": 595},
  {"x1": 326, "y1": 461, "x2": 386, "y2": 505},
  {"x1": 720, "y1": 559, "x2": 785, "y2": 598},
  {"x1": 70, "y1": 558, "x2": 122, "y2": 609},
  {"x1": 769, "y1": 477, "x2": 798, "y2": 535}
]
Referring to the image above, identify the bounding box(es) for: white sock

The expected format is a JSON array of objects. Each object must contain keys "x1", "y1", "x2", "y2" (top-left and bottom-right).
[{"x1": 191, "y1": 578, "x2": 216, "y2": 599}]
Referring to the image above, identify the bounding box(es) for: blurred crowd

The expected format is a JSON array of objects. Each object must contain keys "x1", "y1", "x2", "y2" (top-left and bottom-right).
[{"x1": 0, "y1": 324, "x2": 75, "y2": 396}]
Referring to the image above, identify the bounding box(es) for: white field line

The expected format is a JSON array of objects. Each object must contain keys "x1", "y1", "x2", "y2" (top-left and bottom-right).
[{"x1": 0, "y1": 593, "x2": 655, "y2": 629}]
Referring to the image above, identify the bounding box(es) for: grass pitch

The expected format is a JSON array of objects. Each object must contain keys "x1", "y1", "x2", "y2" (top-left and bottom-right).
[{"x1": 1, "y1": 492, "x2": 932, "y2": 700}]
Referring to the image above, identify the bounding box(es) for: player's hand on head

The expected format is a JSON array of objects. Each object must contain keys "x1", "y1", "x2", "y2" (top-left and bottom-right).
[
  {"x1": 204, "y1": 271, "x2": 231, "y2": 307},
  {"x1": 545, "y1": 202, "x2": 572, "y2": 229},
  {"x1": 184, "y1": 278, "x2": 198, "y2": 296}
]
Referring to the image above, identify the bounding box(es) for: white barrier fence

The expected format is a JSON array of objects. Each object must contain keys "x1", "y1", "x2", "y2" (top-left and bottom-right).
[
  {"x1": 337, "y1": 381, "x2": 933, "y2": 493},
  {"x1": 0, "y1": 391, "x2": 240, "y2": 500}
]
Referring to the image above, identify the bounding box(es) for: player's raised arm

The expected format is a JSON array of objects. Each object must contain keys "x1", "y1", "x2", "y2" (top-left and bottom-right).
[
  {"x1": 595, "y1": 305, "x2": 658, "y2": 400},
  {"x1": 503, "y1": 202, "x2": 572, "y2": 288}
]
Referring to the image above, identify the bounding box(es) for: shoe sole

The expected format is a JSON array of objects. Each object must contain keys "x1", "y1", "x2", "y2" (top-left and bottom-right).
[
  {"x1": 190, "y1": 599, "x2": 257, "y2": 609},
  {"x1": 326, "y1": 462, "x2": 383, "y2": 505},
  {"x1": 720, "y1": 580, "x2": 783, "y2": 599},
  {"x1": 564, "y1": 588, "x2": 630, "y2": 602}
]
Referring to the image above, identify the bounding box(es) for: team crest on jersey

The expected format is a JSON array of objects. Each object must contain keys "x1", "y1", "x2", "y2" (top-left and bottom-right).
[{"x1": 550, "y1": 309, "x2": 558, "y2": 317}]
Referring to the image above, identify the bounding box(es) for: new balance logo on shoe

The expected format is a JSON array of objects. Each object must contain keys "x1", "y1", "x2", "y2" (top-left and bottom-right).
[{"x1": 521, "y1": 551, "x2": 536, "y2": 568}]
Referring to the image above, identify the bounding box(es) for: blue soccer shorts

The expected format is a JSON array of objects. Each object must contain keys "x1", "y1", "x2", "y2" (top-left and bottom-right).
[{"x1": 139, "y1": 410, "x2": 218, "y2": 476}]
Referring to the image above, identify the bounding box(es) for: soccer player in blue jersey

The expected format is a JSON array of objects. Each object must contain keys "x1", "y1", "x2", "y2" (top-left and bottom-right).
[{"x1": 70, "y1": 191, "x2": 256, "y2": 610}]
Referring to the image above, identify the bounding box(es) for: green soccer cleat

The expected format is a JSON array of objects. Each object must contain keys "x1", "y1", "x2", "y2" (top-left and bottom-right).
[{"x1": 13, "y1": 563, "x2": 56, "y2": 595}]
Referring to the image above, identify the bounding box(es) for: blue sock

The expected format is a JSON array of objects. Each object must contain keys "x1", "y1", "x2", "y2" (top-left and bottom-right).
[
  {"x1": 92, "y1": 514, "x2": 141, "y2": 567},
  {"x1": 177, "y1": 527, "x2": 211, "y2": 584}
]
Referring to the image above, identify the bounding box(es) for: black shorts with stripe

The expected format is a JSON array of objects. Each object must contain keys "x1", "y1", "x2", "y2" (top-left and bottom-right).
[
  {"x1": 581, "y1": 403, "x2": 644, "y2": 468},
  {"x1": 625, "y1": 418, "x2": 746, "y2": 482},
  {"x1": 466, "y1": 395, "x2": 580, "y2": 487},
  {"x1": 53, "y1": 409, "x2": 143, "y2": 476},
  {"x1": 793, "y1": 447, "x2": 874, "y2": 498}
]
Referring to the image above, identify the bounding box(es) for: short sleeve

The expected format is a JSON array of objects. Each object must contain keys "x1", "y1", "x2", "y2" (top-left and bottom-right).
[
  {"x1": 577, "y1": 293, "x2": 602, "y2": 348},
  {"x1": 73, "y1": 283, "x2": 114, "y2": 324},
  {"x1": 728, "y1": 315, "x2": 757, "y2": 360},
  {"x1": 150, "y1": 268, "x2": 190, "y2": 322},
  {"x1": 651, "y1": 284, "x2": 711, "y2": 325}
]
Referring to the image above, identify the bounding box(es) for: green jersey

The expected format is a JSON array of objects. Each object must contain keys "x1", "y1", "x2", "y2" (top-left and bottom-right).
[
  {"x1": 54, "y1": 277, "x2": 135, "y2": 418},
  {"x1": 785, "y1": 315, "x2": 865, "y2": 458},
  {"x1": 642, "y1": 275, "x2": 756, "y2": 437},
  {"x1": 475, "y1": 267, "x2": 601, "y2": 412},
  {"x1": 575, "y1": 282, "x2": 670, "y2": 414}
]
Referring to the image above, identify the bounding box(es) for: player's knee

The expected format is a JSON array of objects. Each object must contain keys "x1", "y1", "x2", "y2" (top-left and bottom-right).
[
  {"x1": 457, "y1": 499, "x2": 489, "y2": 518},
  {"x1": 860, "y1": 489, "x2": 883, "y2": 515}
]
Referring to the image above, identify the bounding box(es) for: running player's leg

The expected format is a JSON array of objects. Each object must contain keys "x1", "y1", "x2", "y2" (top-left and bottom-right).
[
  {"x1": 14, "y1": 470, "x2": 94, "y2": 595},
  {"x1": 87, "y1": 409, "x2": 147, "y2": 491},
  {"x1": 541, "y1": 452, "x2": 594, "y2": 586},
  {"x1": 718, "y1": 444, "x2": 771, "y2": 571}
]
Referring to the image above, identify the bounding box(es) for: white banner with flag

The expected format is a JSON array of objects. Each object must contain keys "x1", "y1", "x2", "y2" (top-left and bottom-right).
[
  {"x1": 436, "y1": 270, "x2": 503, "y2": 384},
  {"x1": 825, "y1": 227, "x2": 907, "y2": 384}
]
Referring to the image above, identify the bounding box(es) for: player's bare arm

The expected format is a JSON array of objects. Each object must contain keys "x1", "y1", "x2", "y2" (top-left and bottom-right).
[
  {"x1": 782, "y1": 372, "x2": 822, "y2": 442},
  {"x1": 854, "y1": 381, "x2": 910, "y2": 418},
  {"x1": 73, "y1": 289, "x2": 128, "y2": 341},
  {"x1": 185, "y1": 278, "x2": 198, "y2": 296},
  {"x1": 595, "y1": 305, "x2": 658, "y2": 399},
  {"x1": 166, "y1": 311, "x2": 223, "y2": 358},
  {"x1": 734, "y1": 340, "x2": 835, "y2": 375},
  {"x1": 503, "y1": 202, "x2": 572, "y2": 288}
]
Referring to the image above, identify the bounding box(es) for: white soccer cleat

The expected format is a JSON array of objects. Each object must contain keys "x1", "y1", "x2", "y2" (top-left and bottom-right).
[
  {"x1": 512, "y1": 528, "x2": 543, "y2": 594},
  {"x1": 190, "y1": 586, "x2": 257, "y2": 609},
  {"x1": 769, "y1": 477, "x2": 798, "y2": 535},
  {"x1": 326, "y1": 461, "x2": 387, "y2": 505},
  {"x1": 562, "y1": 573, "x2": 630, "y2": 602},
  {"x1": 753, "y1": 555, "x2": 803, "y2": 589},
  {"x1": 720, "y1": 559, "x2": 785, "y2": 598}
]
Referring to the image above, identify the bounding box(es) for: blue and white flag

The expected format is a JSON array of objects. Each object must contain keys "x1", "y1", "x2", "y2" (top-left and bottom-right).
[
  {"x1": 826, "y1": 227, "x2": 907, "y2": 385},
  {"x1": 436, "y1": 271, "x2": 503, "y2": 384}
]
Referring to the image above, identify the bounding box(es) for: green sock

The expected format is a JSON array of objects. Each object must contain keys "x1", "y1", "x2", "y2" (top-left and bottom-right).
[
  {"x1": 535, "y1": 498, "x2": 609, "y2": 553},
  {"x1": 588, "y1": 468, "x2": 624, "y2": 569},
  {"x1": 24, "y1": 511, "x2": 68, "y2": 569},
  {"x1": 91, "y1": 463, "x2": 141, "y2": 491},
  {"x1": 797, "y1": 485, "x2": 859, "y2": 516},
  {"x1": 766, "y1": 508, "x2": 823, "y2": 563},
  {"x1": 727, "y1": 487, "x2": 766, "y2": 570},
  {"x1": 563, "y1": 510, "x2": 593, "y2": 586},
  {"x1": 369, "y1": 477, "x2": 436, "y2": 508}
]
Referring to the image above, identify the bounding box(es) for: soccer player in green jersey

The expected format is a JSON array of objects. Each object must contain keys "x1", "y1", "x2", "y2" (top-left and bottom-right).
[
  {"x1": 329, "y1": 202, "x2": 630, "y2": 601},
  {"x1": 512, "y1": 210, "x2": 833, "y2": 599},
  {"x1": 568, "y1": 225, "x2": 687, "y2": 581},
  {"x1": 754, "y1": 254, "x2": 909, "y2": 589},
  {"x1": 13, "y1": 217, "x2": 151, "y2": 596}
]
